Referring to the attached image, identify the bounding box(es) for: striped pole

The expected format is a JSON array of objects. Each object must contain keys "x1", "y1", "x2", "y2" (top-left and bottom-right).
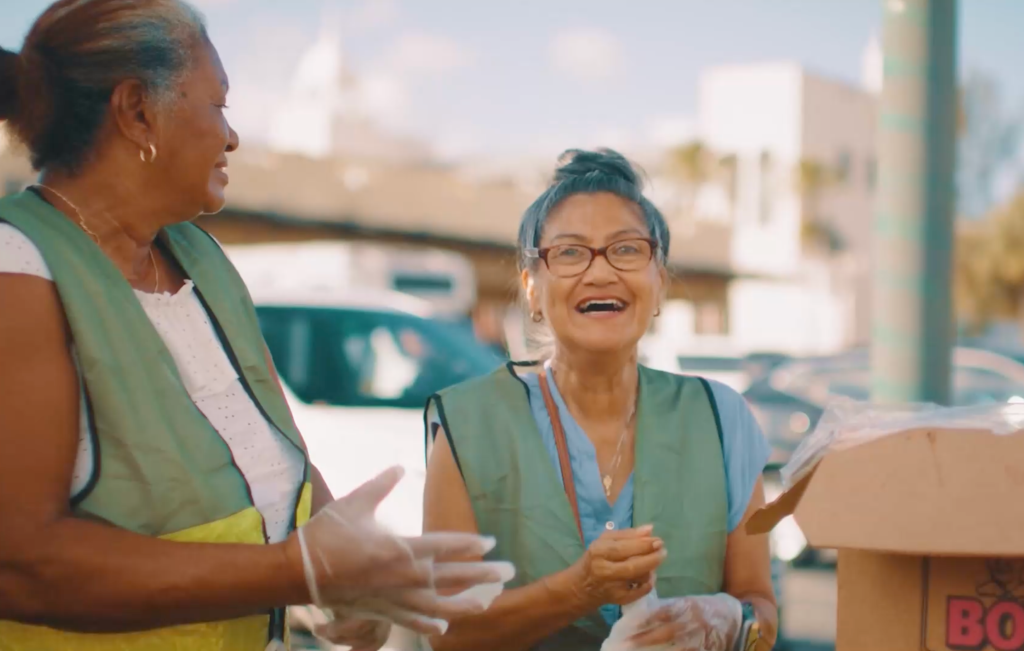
[{"x1": 871, "y1": 0, "x2": 958, "y2": 404}]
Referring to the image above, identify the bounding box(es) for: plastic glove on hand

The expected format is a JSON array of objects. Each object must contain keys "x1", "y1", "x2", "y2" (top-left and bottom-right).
[
  {"x1": 293, "y1": 466, "x2": 515, "y2": 636},
  {"x1": 627, "y1": 593, "x2": 743, "y2": 651},
  {"x1": 313, "y1": 611, "x2": 391, "y2": 651}
]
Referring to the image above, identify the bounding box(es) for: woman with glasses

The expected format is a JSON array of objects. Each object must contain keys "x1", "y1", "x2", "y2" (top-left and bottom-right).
[{"x1": 422, "y1": 149, "x2": 777, "y2": 651}]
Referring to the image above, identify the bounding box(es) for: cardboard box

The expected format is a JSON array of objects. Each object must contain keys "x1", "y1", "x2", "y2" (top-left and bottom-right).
[{"x1": 748, "y1": 426, "x2": 1024, "y2": 651}]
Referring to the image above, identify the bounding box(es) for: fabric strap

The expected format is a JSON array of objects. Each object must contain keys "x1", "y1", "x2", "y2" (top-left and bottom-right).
[{"x1": 537, "y1": 370, "x2": 585, "y2": 543}]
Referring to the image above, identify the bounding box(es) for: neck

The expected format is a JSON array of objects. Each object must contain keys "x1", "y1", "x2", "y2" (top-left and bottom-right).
[
  {"x1": 37, "y1": 166, "x2": 170, "y2": 271},
  {"x1": 549, "y1": 346, "x2": 638, "y2": 425}
]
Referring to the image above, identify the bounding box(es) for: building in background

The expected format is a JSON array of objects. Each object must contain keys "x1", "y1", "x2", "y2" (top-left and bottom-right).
[{"x1": 679, "y1": 61, "x2": 878, "y2": 356}]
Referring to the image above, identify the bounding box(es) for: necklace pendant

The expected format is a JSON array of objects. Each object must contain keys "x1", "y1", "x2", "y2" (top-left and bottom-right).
[{"x1": 603, "y1": 475, "x2": 612, "y2": 497}]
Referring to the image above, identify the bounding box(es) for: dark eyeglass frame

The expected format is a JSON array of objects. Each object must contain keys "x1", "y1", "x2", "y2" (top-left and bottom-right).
[{"x1": 523, "y1": 237, "x2": 659, "y2": 277}]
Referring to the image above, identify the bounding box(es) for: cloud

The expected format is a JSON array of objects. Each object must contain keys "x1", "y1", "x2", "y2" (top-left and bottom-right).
[
  {"x1": 550, "y1": 27, "x2": 624, "y2": 81},
  {"x1": 380, "y1": 32, "x2": 473, "y2": 76}
]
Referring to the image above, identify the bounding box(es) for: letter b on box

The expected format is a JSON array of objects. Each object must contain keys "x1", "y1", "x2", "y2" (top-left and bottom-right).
[
  {"x1": 948, "y1": 598, "x2": 1024, "y2": 651},
  {"x1": 948, "y1": 597, "x2": 984, "y2": 648}
]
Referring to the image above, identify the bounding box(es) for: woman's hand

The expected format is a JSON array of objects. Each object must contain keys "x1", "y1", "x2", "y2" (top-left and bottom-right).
[
  {"x1": 627, "y1": 593, "x2": 743, "y2": 651},
  {"x1": 314, "y1": 613, "x2": 391, "y2": 651},
  {"x1": 286, "y1": 466, "x2": 515, "y2": 636},
  {"x1": 568, "y1": 525, "x2": 666, "y2": 609},
  {"x1": 291, "y1": 606, "x2": 391, "y2": 651}
]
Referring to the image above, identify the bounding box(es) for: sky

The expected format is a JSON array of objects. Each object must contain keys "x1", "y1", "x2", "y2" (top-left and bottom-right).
[{"x1": 3, "y1": 0, "x2": 1024, "y2": 161}]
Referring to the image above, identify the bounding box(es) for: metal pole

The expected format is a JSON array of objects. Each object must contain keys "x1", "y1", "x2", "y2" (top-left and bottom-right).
[{"x1": 872, "y1": 0, "x2": 958, "y2": 405}]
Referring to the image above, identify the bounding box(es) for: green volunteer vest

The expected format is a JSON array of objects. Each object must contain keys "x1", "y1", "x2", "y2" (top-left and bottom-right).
[
  {"x1": 0, "y1": 190, "x2": 312, "y2": 651},
  {"x1": 430, "y1": 363, "x2": 728, "y2": 650}
]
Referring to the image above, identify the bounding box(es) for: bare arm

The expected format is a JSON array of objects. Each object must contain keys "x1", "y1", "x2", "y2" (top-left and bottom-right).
[
  {"x1": 723, "y1": 476, "x2": 778, "y2": 647},
  {"x1": 0, "y1": 275, "x2": 310, "y2": 632},
  {"x1": 423, "y1": 429, "x2": 596, "y2": 651}
]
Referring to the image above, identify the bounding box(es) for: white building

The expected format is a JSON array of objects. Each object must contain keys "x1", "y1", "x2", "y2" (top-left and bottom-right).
[
  {"x1": 268, "y1": 32, "x2": 431, "y2": 163},
  {"x1": 686, "y1": 61, "x2": 878, "y2": 356}
]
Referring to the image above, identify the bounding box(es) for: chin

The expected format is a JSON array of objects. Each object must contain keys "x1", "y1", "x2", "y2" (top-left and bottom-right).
[
  {"x1": 568, "y1": 334, "x2": 639, "y2": 356},
  {"x1": 201, "y1": 189, "x2": 227, "y2": 215}
]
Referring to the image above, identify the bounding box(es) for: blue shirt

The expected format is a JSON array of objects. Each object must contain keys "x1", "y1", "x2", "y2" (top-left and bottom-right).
[{"x1": 430, "y1": 368, "x2": 771, "y2": 626}]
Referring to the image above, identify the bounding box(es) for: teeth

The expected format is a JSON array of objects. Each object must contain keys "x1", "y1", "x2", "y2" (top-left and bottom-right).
[{"x1": 579, "y1": 299, "x2": 625, "y2": 312}]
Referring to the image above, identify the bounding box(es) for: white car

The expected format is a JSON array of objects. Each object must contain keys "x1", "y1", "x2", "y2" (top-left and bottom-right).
[{"x1": 249, "y1": 287, "x2": 504, "y2": 648}]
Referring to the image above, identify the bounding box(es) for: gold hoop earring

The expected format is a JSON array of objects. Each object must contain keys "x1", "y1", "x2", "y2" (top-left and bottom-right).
[
  {"x1": 140, "y1": 143, "x2": 157, "y2": 163},
  {"x1": 531, "y1": 312, "x2": 544, "y2": 323}
]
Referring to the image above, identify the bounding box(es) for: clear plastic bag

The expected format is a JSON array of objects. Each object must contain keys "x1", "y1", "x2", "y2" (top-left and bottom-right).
[
  {"x1": 781, "y1": 396, "x2": 1024, "y2": 489},
  {"x1": 600, "y1": 590, "x2": 741, "y2": 651},
  {"x1": 601, "y1": 590, "x2": 667, "y2": 651}
]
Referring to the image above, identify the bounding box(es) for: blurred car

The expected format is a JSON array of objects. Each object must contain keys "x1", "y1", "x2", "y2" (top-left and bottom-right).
[
  {"x1": 251, "y1": 287, "x2": 503, "y2": 650},
  {"x1": 676, "y1": 354, "x2": 750, "y2": 393},
  {"x1": 746, "y1": 345, "x2": 1024, "y2": 567}
]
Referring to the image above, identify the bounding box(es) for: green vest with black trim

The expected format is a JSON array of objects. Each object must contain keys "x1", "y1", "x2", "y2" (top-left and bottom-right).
[
  {"x1": 428, "y1": 363, "x2": 728, "y2": 651},
  {"x1": 0, "y1": 191, "x2": 312, "y2": 651}
]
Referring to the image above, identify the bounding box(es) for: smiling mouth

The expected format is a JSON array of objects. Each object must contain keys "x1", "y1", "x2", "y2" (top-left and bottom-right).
[{"x1": 576, "y1": 299, "x2": 628, "y2": 314}]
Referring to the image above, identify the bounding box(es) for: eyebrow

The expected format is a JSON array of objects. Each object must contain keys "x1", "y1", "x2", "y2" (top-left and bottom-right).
[
  {"x1": 609, "y1": 228, "x2": 647, "y2": 239},
  {"x1": 549, "y1": 232, "x2": 588, "y2": 243}
]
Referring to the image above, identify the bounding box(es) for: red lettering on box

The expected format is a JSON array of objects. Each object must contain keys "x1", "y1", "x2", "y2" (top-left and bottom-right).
[
  {"x1": 948, "y1": 597, "x2": 985, "y2": 649},
  {"x1": 986, "y1": 601, "x2": 1024, "y2": 651}
]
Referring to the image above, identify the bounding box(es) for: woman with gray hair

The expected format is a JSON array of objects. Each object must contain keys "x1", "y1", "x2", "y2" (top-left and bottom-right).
[
  {"x1": 0, "y1": 2, "x2": 512, "y2": 650},
  {"x1": 423, "y1": 149, "x2": 777, "y2": 650}
]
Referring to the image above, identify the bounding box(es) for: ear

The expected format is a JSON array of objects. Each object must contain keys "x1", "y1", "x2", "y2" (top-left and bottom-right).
[
  {"x1": 657, "y1": 265, "x2": 669, "y2": 309},
  {"x1": 109, "y1": 78, "x2": 161, "y2": 154},
  {"x1": 521, "y1": 269, "x2": 538, "y2": 312}
]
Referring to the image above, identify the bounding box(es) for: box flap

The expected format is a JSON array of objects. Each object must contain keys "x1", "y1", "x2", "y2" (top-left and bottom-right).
[
  {"x1": 746, "y1": 466, "x2": 815, "y2": 534},
  {"x1": 749, "y1": 427, "x2": 1024, "y2": 556}
]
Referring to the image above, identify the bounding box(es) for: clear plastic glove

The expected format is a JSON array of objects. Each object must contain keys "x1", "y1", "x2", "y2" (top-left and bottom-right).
[
  {"x1": 313, "y1": 611, "x2": 391, "y2": 651},
  {"x1": 291, "y1": 606, "x2": 391, "y2": 651},
  {"x1": 627, "y1": 593, "x2": 743, "y2": 651},
  {"x1": 291, "y1": 466, "x2": 516, "y2": 636}
]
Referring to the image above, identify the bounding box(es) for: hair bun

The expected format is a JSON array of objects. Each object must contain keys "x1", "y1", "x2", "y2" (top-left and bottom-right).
[
  {"x1": 552, "y1": 148, "x2": 641, "y2": 188},
  {"x1": 0, "y1": 47, "x2": 19, "y2": 121}
]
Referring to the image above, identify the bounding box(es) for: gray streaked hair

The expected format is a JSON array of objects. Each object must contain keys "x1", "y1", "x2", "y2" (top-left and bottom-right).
[{"x1": 0, "y1": 0, "x2": 208, "y2": 172}]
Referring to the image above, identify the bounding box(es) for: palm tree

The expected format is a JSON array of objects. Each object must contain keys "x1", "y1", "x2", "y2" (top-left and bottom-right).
[
  {"x1": 666, "y1": 141, "x2": 713, "y2": 226},
  {"x1": 953, "y1": 192, "x2": 1024, "y2": 332},
  {"x1": 794, "y1": 158, "x2": 844, "y2": 253}
]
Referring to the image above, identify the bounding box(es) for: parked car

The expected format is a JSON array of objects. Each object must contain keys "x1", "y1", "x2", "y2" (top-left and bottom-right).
[{"x1": 746, "y1": 345, "x2": 1024, "y2": 567}]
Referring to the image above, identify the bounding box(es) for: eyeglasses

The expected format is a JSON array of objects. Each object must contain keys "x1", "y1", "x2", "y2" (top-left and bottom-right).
[{"x1": 524, "y1": 238, "x2": 658, "y2": 278}]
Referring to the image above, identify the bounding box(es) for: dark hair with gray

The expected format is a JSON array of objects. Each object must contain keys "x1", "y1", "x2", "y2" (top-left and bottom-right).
[
  {"x1": 0, "y1": 0, "x2": 207, "y2": 172},
  {"x1": 517, "y1": 148, "x2": 671, "y2": 271}
]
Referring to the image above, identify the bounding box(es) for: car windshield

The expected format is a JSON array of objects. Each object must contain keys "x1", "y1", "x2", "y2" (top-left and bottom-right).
[{"x1": 257, "y1": 306, "x2": 504, "y2": 409}]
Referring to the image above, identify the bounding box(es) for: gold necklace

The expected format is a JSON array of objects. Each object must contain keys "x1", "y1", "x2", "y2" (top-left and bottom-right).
[
  {"x1": 34, "y1": 184, "x2": 160, "y2": 293},
  {"x1": 602, "y1": 399, "x2": 637, "y2": 498}
]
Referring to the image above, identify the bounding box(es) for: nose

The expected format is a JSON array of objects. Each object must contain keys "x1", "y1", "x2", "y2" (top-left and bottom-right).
[
  {"x1": 581, "y1": 252, "x2": 618, "y2": 285},
  {"x1": 226, "y1": 122, "x2": 240, "y2": 153}
]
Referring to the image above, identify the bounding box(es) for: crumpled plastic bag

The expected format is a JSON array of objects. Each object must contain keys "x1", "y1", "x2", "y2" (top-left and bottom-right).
[
  {"x1": 781, "y1": 396, "x2": 1024, "y2": 489},
  {"x1": 601, "y1": 590, "x2": 742, "y2": 651},
  {"x1": 601, "y1": 590, "x2": 669, "y2": 651}
]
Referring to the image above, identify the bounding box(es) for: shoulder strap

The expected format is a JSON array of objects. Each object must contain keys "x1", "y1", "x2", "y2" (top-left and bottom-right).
[{"x1": 538, "y1": 371, "x2": 584, "y2": 543}]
